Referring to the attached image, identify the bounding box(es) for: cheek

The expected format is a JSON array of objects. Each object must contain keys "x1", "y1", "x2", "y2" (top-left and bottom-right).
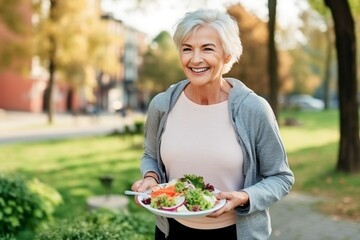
[{"x1": 180, "y1": 56, "x2": 189, "y2": 68}]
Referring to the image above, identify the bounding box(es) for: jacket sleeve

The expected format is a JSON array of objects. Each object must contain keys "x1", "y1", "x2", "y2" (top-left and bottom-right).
[
  {"x1": 140, "y1": 94, "x2": 163, "y2": 179},
  {"x1": 236, "y1": 96, "x2": 295, "y2": 215}
]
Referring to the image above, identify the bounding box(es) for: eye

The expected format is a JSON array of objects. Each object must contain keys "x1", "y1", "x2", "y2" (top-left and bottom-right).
[
  {"x1": 204, "y1": 47, "x2": 214, "y2": 52},
  {"x1": 181, "y1": 47, "x2": 192, "y2": 52}
]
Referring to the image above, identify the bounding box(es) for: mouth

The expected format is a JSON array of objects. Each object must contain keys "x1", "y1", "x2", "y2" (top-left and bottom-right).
[{"x1": 189, "y1": 67, "x2": 209, "y2": 73}]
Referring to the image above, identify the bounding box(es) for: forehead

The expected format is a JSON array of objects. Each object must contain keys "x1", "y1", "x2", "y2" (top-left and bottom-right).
[{"x1": 182, "y1": 25, "x2": 222, "y2": 46}]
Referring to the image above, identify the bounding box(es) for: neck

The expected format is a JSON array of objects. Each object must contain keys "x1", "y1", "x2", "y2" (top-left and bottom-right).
[{"x1": 185, "y1": 79, "x2": 230, "y2": 105}]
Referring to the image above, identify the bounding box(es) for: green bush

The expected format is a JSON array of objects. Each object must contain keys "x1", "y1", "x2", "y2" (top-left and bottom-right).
[
  {"x1": 122, "y1": 120, "x2": 144, "y2": 136},
  {"x1": 0, "y1": 234, "x2": 16, "y2": 240},
  {"x1": 133, "y1": 120, "x2": 144, "y2": 134},
  {"x1": 35, "y1": 209, "x2": 154, "y2": 240},
  {"x1": 0, "y1": 173, "x2": 62, "y2": 235}
]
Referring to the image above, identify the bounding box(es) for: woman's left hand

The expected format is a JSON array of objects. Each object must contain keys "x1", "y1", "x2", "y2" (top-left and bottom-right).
[{"x1": 207, "y1": 190, "x2": 249, "y2": 218}]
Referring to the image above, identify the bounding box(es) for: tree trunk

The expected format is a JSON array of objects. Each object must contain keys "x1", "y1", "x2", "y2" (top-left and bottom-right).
[
  {"x1": 268, "y1": 0, "x2": 279, "y2": 119},
  {"x1": 325, "y1": 0, "x2": 360, "y2": 173},
  {"x1": 46, "y1": 36, "x2": 56, "y2": 125},
  {"x1": 44, "y1": 0, "x2": 59, "y2": 125}
]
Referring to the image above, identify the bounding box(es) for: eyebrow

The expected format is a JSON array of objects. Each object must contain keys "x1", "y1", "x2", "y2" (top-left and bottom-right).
[{"x1": 181, "y1": 43, "x2": 217, "y2": 48}]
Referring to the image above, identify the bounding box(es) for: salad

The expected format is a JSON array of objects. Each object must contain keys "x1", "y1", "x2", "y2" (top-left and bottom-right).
[{"x1": 141, "y1": 174, "x2": 219, "y2": 212}]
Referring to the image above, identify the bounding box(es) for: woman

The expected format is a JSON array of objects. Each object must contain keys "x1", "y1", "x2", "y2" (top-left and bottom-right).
[{"x1": 131, "y1": 8, "x2": 295, "y2": 240}]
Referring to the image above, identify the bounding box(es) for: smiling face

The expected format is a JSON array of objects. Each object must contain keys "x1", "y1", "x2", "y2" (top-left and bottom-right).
[{"x1": 180, "y1": 25, "x2": 229, "y2": 87}]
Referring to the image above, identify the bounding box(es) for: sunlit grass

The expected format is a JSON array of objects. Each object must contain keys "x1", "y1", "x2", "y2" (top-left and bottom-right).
[
  {"x1": 0, "y1": 134, "x2": 149, "y2": 221},
  {"x1": 281, "y1": 128, "x2": 339, "y2": 152},
  {"x1": 279, "y1": 109, "x2": 359, "y2": 221},
  {"x1": 280, "y1": 109, "x2": 339, "y2": 152}
]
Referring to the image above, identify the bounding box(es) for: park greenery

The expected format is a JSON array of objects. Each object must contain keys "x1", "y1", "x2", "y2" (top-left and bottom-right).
[
  {"x1": 0, "y1": 109, "x2": 359, "y2": 239},
  {"x1": 0, "y1": 3, "x2": 359, "y2": 237}
]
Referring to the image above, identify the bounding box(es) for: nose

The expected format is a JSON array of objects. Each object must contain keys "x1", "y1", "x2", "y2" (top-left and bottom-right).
[{"x1": 191, "y1": 50, "x2": 203, "y2": 63}]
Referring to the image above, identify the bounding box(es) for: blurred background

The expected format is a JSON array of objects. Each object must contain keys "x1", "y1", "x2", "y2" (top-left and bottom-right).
[
  {"x1": 0, "y1": 0, "x2": 359, "y2": 239},
  {"x1": 1, "y1": 0, "x2": 358, "y2": 119}
]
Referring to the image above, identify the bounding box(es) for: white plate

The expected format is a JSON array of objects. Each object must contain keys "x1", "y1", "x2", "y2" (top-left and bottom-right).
[{"x1": 137, "y1": 188, "x2": 226, "y2": 218}]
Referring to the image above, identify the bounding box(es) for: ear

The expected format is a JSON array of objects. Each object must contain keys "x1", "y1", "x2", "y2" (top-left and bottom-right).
[{"x1": 225, "y1": 55, "x2": 231, "y2": 63}]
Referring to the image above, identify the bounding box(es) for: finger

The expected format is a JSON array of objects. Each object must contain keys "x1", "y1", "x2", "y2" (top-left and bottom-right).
[
  {"x1": 206, "y1": 207, "x2": 225, "y2": 218},
  {"x1": 137, "y1": 179, "x2": 150, "y2": 192},
  {"x1": 131, "y1": 179, "x2": 143, "y2": 191},
  {"x1": 215, "y1": 191, "x2": 232, "y2": 199},
  {"x1": 137, "y1": 179, "x2": 154, "y2": 192}
]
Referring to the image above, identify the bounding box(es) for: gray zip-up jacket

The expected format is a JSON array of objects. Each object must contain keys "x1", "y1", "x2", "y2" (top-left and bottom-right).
[{"x1": 140, "y1": 78, "x2": 295, "y2": 239}]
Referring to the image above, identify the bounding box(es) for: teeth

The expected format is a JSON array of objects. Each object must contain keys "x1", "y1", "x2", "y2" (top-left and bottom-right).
[{"x1": 191, "y1": 67, "x2": 208, "y2": 73}]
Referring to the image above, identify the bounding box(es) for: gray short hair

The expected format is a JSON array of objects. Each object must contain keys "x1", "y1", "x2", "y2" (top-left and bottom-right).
[{"x1": 173, "y1": 9, "x2": 243, "y2": 74}]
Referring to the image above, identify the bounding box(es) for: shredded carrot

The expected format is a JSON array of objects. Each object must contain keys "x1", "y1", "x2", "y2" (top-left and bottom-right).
[{"x1": 150, "y1": 185, "x2": 180, "y2": 198}]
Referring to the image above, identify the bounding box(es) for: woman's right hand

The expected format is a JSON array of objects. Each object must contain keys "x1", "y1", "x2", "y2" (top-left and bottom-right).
[
  {"x1": 130, "y1": 176, "x2": 159, "y2": 204},
  {"x1": 131, "y1": 173, "x2": 159, "y2": 192}
]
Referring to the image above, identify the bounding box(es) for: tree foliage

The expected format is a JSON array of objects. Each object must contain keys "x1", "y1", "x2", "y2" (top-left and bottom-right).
[
  {"x1": 310, "y1": 0, "x2": 360, "y2": 16},
  {"x1": 34, "y1": 0, "x2": 119, "y2": 88},
  {"x1": 33, "y1": 0, "x2": 120, "y2": 123},
  {"x1": 0, "y1": 0, "x2": 24, "y2": 33},
  {"x1": 287, "y1": 9, "x2": 333, "y2": 96},
  {"x1": 226, "y1": 4, "x2": 292, "y2": 98},
  {"x1": 137, "y1": 31, "x2": 185, "y2": 96},
  {"x1": 309, "y1": 0, "x2": 360, "y2": 103},
  {"x1": 0, "y1": 0, "x2": 31, "y2": 70}
]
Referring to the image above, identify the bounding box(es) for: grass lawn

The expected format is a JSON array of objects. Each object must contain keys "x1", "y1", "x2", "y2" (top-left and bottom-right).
[
  {"x1": 280, "y1": 110, "x2": 360, "y2": 222},
  {"x1": 0, "y1": 134, "x2": 153, "y2": 222},
  {"x1": 0, "y1": 109, "x2": 359, "y2": 235}
]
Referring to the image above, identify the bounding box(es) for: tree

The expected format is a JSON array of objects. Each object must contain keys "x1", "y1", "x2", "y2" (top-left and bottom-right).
[
  {"x1": 226, "y1": 4, "x2": 292, "y2": 102},
  {"x1": 285, "y1": 8, "x2": 334, "y2": 98},
  {"x1": 267, "y1": 0, "x2": 279, "y2": 119},
  {"x1": 33, "y1": 0, "x2": 120, "y2": 124},
  {"x1": 138, "y1": 31, "x2": 185, "y2": 97},
  {"x1": 324, "y1": 0, "x2": 360, "y2": 173},
  {"x1": 226, "y1": 4, "x2": 269, "y2": 94}
]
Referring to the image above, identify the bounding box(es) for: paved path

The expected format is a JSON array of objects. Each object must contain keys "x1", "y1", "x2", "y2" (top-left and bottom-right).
[
  {"x1": 1, "y1": 110, "x2": 359, "y2": 239},
  {"x1": 270, "y1": 192, "x2": 360, "y2": 240},
  {"x1": 0, "y1": 110, "x2": 144, "y2": 144}
]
